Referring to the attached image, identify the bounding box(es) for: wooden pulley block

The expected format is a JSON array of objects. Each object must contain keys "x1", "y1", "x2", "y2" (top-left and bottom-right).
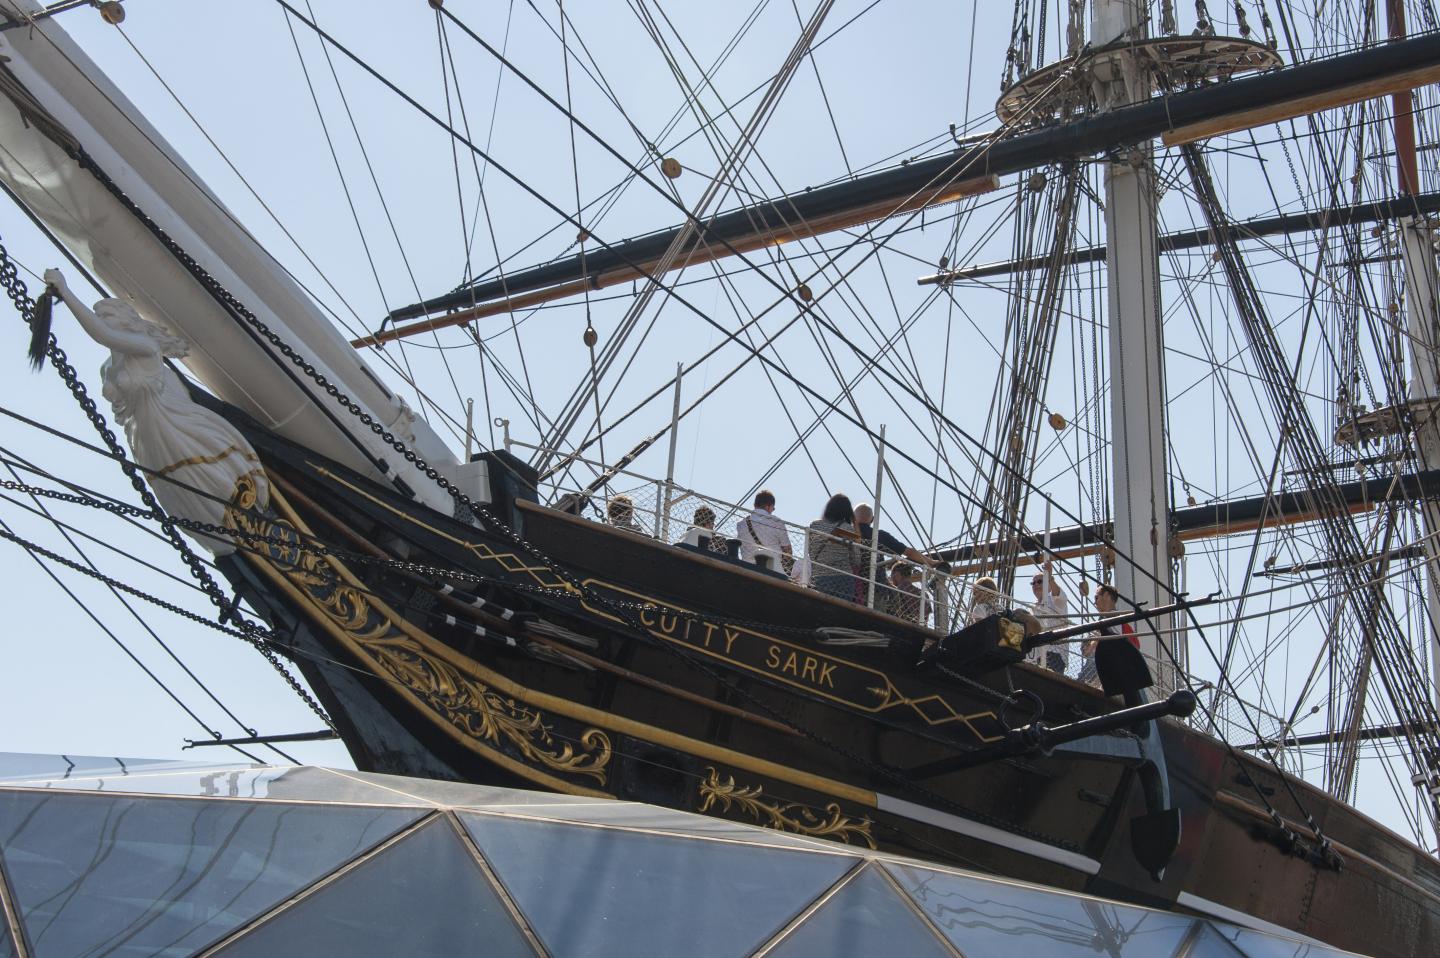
[
  {"x1": 100, "y1": 1, "x2": 125, "y2": 24},
  {"x1": 660, "y1": 157, "x2": 682, "y2": 179}
]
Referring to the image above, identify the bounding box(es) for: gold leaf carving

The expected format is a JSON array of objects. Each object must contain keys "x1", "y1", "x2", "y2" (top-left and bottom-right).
[
  {"x1": 698, "y1": 767, "x2": 876, "y2": 848},
  {"x1": 226, "y1": 474, "x2": 612, "y2": 785}
]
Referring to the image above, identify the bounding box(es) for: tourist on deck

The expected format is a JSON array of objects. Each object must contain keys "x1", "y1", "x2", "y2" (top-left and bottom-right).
[
  {"x1": 737, "y1": 489, "x2": 793, "y2": 572},
  {"x1": 683, "y1": 505, "x2": 729, "y2": 555},
  {"x1": 606, "y1": 494, "x2": 650, "y2": 536},
  {"x1": 1028, "y1": 560, "x2": 1071, "y2": 674},
  {"x1": 880, "y1": 561, "x2": 922, "y2": 621},
  {"x1": 1079, "y1": 583, "x2": 1140, "y2": 686},
  {"x1": 806, "y1": 493, "x2": 862, "y2": 602},
  {"x1": 853, "y1": 503, "x2": 936, "y2": 568},
  {"x1": 966, "y1": 575, "x2": 1006, "y2": 625}
]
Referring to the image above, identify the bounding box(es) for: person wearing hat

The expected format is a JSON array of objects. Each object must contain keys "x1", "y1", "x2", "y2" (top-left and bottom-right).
[{"x1": 1027, "y1": 560, "x2": 1071, "y2": 674}]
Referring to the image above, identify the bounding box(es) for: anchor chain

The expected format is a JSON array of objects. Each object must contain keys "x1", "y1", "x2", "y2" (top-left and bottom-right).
[{"x1": 0, "y1": 234, "x2": 334, "y2": 730}]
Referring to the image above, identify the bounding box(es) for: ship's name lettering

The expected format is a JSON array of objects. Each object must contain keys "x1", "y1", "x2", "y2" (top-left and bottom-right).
[{"x1": 636, "y1": 607, "x2": 836, "y2": 689}]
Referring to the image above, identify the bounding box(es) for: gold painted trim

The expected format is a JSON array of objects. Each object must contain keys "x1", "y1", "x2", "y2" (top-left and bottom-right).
[
  {"x1": 584, "y1": 580, "x2": 1003, "y2": 741},
  {"x1": 244, "y1": 550, "x2": 611, "y2": 799},
  {"x1": 153, "y1": 444, "x2": 260, "y2": 477},
  {"x1": 193, "y1": 812, "x2": 441, "y2": 957},
  {"x1": 264, "y1": 477, "x2": 880, "y2": 808},
  {"x1": 314, "y1": 461, "x2": 1000, "y2": 742},
  {"x1": 698, "y1": 767, "x2": 876, "y2": 849}
]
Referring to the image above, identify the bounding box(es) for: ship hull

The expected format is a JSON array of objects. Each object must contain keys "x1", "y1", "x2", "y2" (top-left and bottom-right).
[{"x1": 214, "y1": 401, "x2": 1438, "y2": 958}]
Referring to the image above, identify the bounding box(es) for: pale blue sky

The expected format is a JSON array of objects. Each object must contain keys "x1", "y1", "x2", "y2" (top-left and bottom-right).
[{"x1": 0, "y1": 0, "x2": 1427, "y2": 843}]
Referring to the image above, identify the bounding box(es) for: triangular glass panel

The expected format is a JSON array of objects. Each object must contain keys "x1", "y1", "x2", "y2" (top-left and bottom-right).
[
  {"x1": 1213, "y1": 922, "x2": 1357, "y2": 958},
  {"x1": 327, "y1": 767, "x2": 600, "y2": 808},
  {"x1": 213, "y1": 816, "x2": 536, "y2": 957},
  {"x1": 460, "y1": 811, "x2": 857, "y2": 958},
  {"x1": 0, "y1": 789, "x2": 424, "y2": 957},
  {"x1": 767, "y1": 865, "x2": 953, "y2": 958},
  {"x1": 887, "y1": 862, "x2": 1195, "y2": 956},
  {"x1": 490, "y1": 801, "x2": 856, "y2": 851},
  {"x1": 0, "y1": 766, "x2": 420, "y2": 805},
  {"x1": 1187, "y1": 922, "x2": 1251, "y2": 957},
  {"x1": 0, "y1": 752, "x2": 245, "y2": 783}
]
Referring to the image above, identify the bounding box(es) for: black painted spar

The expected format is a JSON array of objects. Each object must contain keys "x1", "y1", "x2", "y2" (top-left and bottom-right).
[{"x1": 387, "y1": 32, "x2": 1440, "y2": 327}]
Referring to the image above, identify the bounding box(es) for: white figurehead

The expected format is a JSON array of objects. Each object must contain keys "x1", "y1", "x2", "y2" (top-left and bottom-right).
[{"x1": 44, "y1": 269, "x2": 269, "y2": 555}]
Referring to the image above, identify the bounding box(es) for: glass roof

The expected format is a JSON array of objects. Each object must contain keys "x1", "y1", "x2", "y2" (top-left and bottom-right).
[
  {"x1": 212, "y1": 816, "x2": 537, "y2": 957},
  {"x1": 0, "y1": 753, "x2": 1369, "y2": 957}
]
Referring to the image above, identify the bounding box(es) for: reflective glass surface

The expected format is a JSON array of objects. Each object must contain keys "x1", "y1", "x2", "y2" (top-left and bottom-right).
[
  {"x1": 0, "y1": 766, "x2": 420, "y2": 805},
  {"x1": 0, "y1": 753, "x2": 242, "y2": 783},
  {"x1": 768, "y1": 865, "x2": 952, "y2": 958},
  {"x1": 329, "y1": 768, "x2": 603, "y2": 808},
  {"x1": 0, "y1": 789, "x2": 424, "y2": 957},
  {"x1": 215, "y1": 817, "x2": 536, "y2": 957},
  {"x1": 461, "y1": 811, "x2": 857, "y2": 958},
  {"x1": 887, "y1": 863, "x2": 1195, "y2": 956},
  {"x1": 1188, "y1": 922, "x2": 1250, "y2": 957},
  {"x1": 490, "y1": 801, "x2": 853, "y2": 851},
  {"x1": 1217, "y1": 924, "x2": 1356, "y2": 958},
  {"x1": 0, "y1": 922, "x2": 14, "y2": 958}
]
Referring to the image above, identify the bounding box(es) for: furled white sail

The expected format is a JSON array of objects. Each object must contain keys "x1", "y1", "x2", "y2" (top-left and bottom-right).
[{"x1": 0, "y1": 0, "x2": 464, "y2": 514}]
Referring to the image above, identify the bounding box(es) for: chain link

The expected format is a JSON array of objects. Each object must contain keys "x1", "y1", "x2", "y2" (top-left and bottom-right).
[
  {"x1": 58, "y1": 151, "x2": 1097, "y2": 848},
  {"x1": 0, "y1": 236, "x2": 333, "y2": 728}
]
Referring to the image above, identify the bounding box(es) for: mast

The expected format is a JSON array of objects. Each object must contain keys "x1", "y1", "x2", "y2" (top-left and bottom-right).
[
  {"x1": 1093, "y1": 0, "x2": 1177, "y2": 687},
  {"x1": 1390, "y1": 0, "x2": 1440, "y2": 709}
]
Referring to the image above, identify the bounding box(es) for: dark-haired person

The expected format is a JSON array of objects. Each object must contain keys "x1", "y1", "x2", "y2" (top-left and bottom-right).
[
  {"x1": 682, "y1": 505, "x2": 729, "y2": 555},
  {"x1": 1079, "y1": 583, "x2": 1139, "y2": 685},
  {"x1": 806, "y1": 493, "x2": 862, "y2": 601},
  {"x1": 737, "y1": 489, "x2": 793, "y2": 572},
  {"x1": 880, "y1": 561, "x2": 922, "y2": 621}
]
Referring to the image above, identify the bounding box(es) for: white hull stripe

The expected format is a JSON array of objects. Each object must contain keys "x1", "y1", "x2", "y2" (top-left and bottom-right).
[
  {"x1": 876, "y1": 793, "x2": 1103, "y2": 875},
  {"x1": 1175, "y1": 892, "x2": 1328, "y2": 947}
]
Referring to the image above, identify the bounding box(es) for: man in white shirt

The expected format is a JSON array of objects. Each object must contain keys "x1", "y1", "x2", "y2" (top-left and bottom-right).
[
  {"x1": 737, "y1": 490, "x2": 793, "y2": 572},
  {"x1": 1027, "y1": 560, "x2": 1071, "y2": 674}
]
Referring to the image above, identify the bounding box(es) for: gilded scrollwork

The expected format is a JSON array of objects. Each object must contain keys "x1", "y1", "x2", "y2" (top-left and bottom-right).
[
  {"x1": 365, "y1": 635, "x2": 611, "y2": 783},
  {"x1": 227, "y1": 475, "x2": 612, "y2": 785},
  {"x1": 698, "y1": 767, "x2": 876, "y2": 848}
]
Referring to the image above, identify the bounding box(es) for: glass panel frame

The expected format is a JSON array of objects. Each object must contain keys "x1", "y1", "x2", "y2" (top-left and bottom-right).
[
  {"x1": 0, "y1": 766, "x2": 424, "y2": 806},
  {"x1": 766, "y1": 864, "x2": 955, "y2": 958},
  {"x1": 212, "y1": 815, "x2": 538, "y2": 958},
  {"x1": 0, "y1": 788, "x2": 427, "y2": 958},
  {"x1": 886, "y1": 862, "x2": 1198, "y2": 957},
  {"x1": 459, "y1": 810, "x2": 859, "y2": 958}
]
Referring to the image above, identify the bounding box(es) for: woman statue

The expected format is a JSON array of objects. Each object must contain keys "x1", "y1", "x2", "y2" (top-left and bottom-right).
[{"x1": 44, "y1": 269, "x2": 268, "y2": 555}]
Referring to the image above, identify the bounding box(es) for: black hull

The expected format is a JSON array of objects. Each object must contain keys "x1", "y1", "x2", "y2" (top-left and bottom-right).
[{"x1": 212, "y1": 405, "x2": 1439, "y2": 958}]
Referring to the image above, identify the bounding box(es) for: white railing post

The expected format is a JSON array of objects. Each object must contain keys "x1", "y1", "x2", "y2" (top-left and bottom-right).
[
  {"x1": 867, "y1": 424, "x2": 887, "y2": 608},
  {"x1": 494, "y1": 417, "x2": 512, "y2": 455},
  {"x1": 464, "y1": 398, "x2": 475, "y2": 462},
  {"x1": 661, "y1": 363, "x2": 683, "y2": 543},
  {"x1": 918, "y1": 565, "x2": 931, "y2": 626}
]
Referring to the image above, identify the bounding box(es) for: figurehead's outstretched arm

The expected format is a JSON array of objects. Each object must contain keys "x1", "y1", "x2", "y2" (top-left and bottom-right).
[{"x1": 43, "y1": 269, "x2": 156, "y2": 355}]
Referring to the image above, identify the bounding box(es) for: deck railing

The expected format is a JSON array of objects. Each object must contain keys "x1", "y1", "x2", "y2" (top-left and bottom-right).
[{"x1": 506, "y1": 438, "x2": 1254, "y2": 714}]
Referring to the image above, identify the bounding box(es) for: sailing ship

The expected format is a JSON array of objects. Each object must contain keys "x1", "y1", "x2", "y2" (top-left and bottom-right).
[{"x1": 1, "y1": 0, "x2": 1438, "y2": 954}]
